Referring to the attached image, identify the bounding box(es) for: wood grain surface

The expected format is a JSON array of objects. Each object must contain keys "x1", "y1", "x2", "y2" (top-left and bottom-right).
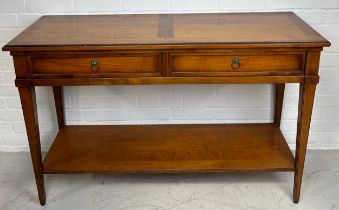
[
  {"x1": 43, "y1": 124, "x2": 295, "y2": 173},
  {"x1": 3, "y1": 12, "x2": 330, "y2": 51}
]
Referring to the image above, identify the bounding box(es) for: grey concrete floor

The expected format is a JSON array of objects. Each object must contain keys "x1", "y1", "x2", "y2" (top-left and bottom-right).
[{"x1": 0, "y1": 151, "x2": 338, "y2": 210}]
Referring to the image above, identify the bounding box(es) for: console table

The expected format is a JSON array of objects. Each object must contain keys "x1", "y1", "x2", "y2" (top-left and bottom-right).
[{"x1": 2, "y1": 12, "x2": 330, "y2": 205}]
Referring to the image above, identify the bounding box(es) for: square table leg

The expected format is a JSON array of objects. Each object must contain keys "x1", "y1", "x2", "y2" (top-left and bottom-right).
[
  {"x1": 293, "y1": 83, "x2": 317, "y2": 203},
  {"x1": 53, "y1": 86, "x2": 65, "y2": 129},
  {"x1": 18, "y1": 86, "x2": 46, "y2": 206},
  {"x1": 274, "y1": 84, "x2": 285, "y2": 126}
]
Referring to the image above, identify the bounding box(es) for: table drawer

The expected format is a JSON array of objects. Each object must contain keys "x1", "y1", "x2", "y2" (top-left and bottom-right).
[
  {"x1": 170, "y1": 54, "x2": 303, "y2": 76},
  {"x1": 30, "y1": 54, "x2": 161, "y2": 77}
]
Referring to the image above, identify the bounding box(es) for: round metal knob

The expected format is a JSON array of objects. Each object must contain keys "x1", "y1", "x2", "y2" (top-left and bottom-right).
[
  {"x1": 231, "y1": 57, "x2": 240, "y2": 70},
  {"x1": 90, "y1": 59, "x2": 100, "y2": 72}
]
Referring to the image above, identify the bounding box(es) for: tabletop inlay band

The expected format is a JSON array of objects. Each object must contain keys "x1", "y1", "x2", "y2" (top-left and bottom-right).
[{"x1": 157, "y1": 15, "x2": 174, "y2": 39}]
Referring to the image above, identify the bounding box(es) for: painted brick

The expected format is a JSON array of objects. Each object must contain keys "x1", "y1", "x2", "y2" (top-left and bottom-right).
[
  {"x1": 0, "y1": 58, "x2": 14, "y2": 71},
  {"x1": 0, "y1": 0, "x2": 25, "y2": 12},
  {"x1": 6, "y1": 97, "x2": 21, "y2": 109},
  {"x1": 123, "y1": 0, "x2": 168, "y2": 11},
  {"x1": 313, "y1": 108, "x2": 339, "y2": 119},
  {"x1": 172, "y1": 108, "x2": 214, "y2": 120},
  {"x1": 27, "y1": 0, "x2": 74, "y2": 12},
  {"x1": 317, "y1": 82, "x2": 339, "y2": 95},
  {"x1": 138, "y1": 96, "x2": 159, "y2": 108},
  {"x1": 316, "y1": 0, "x2": 339, "y2": 8},
  {"x1": 215, "y1": 108, "x2": 272, "y2": 120},
  {"x1": 37, "y1": 96, "x2": 51, "y2": 109},
  {"x1": 0, "y1": 98, "x2": 6, "y2": 108},
  {"x1": 227, "y1": 95, "x2": 272, "y2": 108},
  {"x1": 281, "y1": 108, "x2": 298, "y2": 120},
  {"x1": 73, "y1": 96, "x2": 117, "y2": 109},
  {"x1": 311, "y1": 120, "x2": 339, "y2": 132},
  {"x1": 0, "y1": 110, "x2": 24, "y2": 121},
  {"x1": 75, "y1": 0, "x2": 122, "y2": 12},
  {"x1": 0, "y1": 123, "x2": 12, "y2": 134},
  {"x1": 115, "y1": 96, "x2": 138, "y2": 108},
  {"x1": 327, "y1": 11, "x2": 339, "y2": 23},
  {"x1": 266, "y1": 0, "x2": 314, "y2": 9},
  {"x1": 296, "y1": 11, "x2": 327, "y2": 24},
  {"x1": 0, "y1": 136, "x2": 3, "y2": 151},
  {"x1": 216, "y1": 84, "x2": 273, "y2": 95},
  {"x1": 62, "y1": 88, "x2": 73, "y2": 109},
  {"x1": 205, "y1": 95, "x2": 227, "y2": 108},
  {"x1": 0, "y1": 49, "x2": 10, "y2": 58},
  {"x1": 65, "y1": 110, "x2": 86, "y2": 121},
  {"x1": 2, "y1": 134, "x2": 29, "y2": 151},
  {"x1": 280, "y1": 120, "x2": 297, "y2": 132},
  {"x1": 0, "y1": 28, "x2": 23, "y2": 42},
  {"x1": 2, "y1": 71, "x2": 15, "y2": 84},
  {"x1": 84, "y1": 109, "x2": 127, "y2": 121},
  {"x1": 72, "y1": 95, "x2": 137, "y2": 109},
  {"x1": 39, "y1": 121, "x2": 58, "y2": 134},
  {"x1": 17, "y1": 14, "x2": 41, "y2": 27},
  {"x1": 0, "y1": 85, "x2": 19, "y2": 96},
  {"x1": 35, "y1": 87, "x2": 53, "y2": 96},
  {"x1": 127, "y1": 85, "x2": 171, "y2": 95},
  {"x1": 321, "y1": 68, "x2": 339, "y2": 81},
  {"x1": 170, "y1": 0, "x2": 216, "y2": 11},
  {"x1": 172, "y1": 85, "x2": 216, "y2": 95},
  {"x1": 313, "y1": 24, "x2": 339, "y2": 40},
  {"x1": 38, "y1": 109, "x2": 56, "y2": 122},
  {"x1": 284, "y1": 84, "x2": 300, "y2": 95},
  {"x1": 2, "y1": 134, "x2": 28, "y2": 147},
  {"x1": 127, "y1": 109, "x2": 171, "y2": 120},
  {"x1": 218, "y1": 0, "x2": 265, "y2": 11},
  {"x1": 183, "y1": 95, "x2": 205, "y2": 108},
  {"x1": 323, "y1": 40, "x2": 339, "y2": 53},
  {"x1": 308, "y1": 132, "x2": 339, "y2": 145},
  {"x1": 283, "y1": 96, "x2": 299, "y2": 108},
  {"x1": 160, "y1": 95, "x2": 182, "y2": 108},
  {"x1": 1, "y1": 145, "x2": 29, "y2": 152},
  {"x1": 0, "y1": 73, "x2": 4, "y2": 84},
  {"x1": 317, "y1": 96, "x2": 339, "y2": 107},
  {"x1": 12, "y1": 122, "x2": 26, "y2": 134},
  {"x1": 0, "y1": 15, "x2": 18, "y2": 27},
  {"x1": 72, "y1": 86, "x2": 127, "y2": 96}
]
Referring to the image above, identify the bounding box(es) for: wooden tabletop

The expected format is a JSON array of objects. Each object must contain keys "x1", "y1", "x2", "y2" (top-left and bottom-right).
[{"x1": 3, "y1": 12, "x2": 330, "y2": 51}]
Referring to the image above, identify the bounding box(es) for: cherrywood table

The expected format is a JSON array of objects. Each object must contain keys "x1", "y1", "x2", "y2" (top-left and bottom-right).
[{"x1": 2, "y1": 12, "x2": 330, "y2": 205}]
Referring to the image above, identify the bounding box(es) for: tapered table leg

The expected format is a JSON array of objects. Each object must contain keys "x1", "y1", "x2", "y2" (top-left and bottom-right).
[
  {"x1": 53, "y1": 86, "x2": 65, "y2": 129},
  {"x1": 293, "y1": 83, "x2": 317, "y2": 203},
  {"x1": 18, "y1": 86, "x2": 46, "y2": 206},
  {"x1": 274, "y1": 84, "x2": 285, "y2": 126}
]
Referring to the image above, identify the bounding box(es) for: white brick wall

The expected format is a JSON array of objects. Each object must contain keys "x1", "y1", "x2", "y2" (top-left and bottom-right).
[
  {"x1": 124, "y1": 0, "x2": 168, "y2": 11},
  {"x1": 0, "y1": 0, "x2": 339, "y2": 151},
  {"x1": 75, "y1": 0, "x2": 122, "y2": 12},
  {"x1": 26, "y1": 0, "x2": 74, "y2": 12}
]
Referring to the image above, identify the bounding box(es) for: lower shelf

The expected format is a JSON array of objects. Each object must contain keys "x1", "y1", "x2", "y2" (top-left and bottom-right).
[{"x1": 43, "y1": 124, "x2": 295, "y2": 173}]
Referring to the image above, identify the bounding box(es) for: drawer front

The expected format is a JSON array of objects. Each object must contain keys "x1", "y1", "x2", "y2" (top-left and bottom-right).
[
  {"x1": 171, "y1": 54, "x2": 303, "y2": 76},
  {"x1": 30, "y1": 54, "x2": 161, "y2": 77}
]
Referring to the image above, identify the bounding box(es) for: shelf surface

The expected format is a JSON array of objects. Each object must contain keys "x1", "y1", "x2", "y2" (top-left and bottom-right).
[{"x1": 43, "y1": 124, "x2": 295, "y2": 173}]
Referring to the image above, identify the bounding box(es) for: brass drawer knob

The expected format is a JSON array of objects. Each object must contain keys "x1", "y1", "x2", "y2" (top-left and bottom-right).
[
  {"x1": 90, "y1": 59, "x2": 100, "y2": 72},
  {"x1": 231, "y1": 57, "x2": 240, "y2": 70}
]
